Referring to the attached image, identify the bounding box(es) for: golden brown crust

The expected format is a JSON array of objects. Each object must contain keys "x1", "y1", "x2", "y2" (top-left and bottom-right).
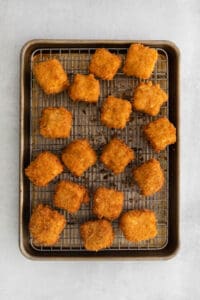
[
  {"x1": 61, "y1": 139, "x2": 97, "y2": 177},
  {"x1": 89, "y1": 48, "x2": 122, "y2": 80},
  {"x1": 25, "y1": 151, "x2": 64, "y2": 187},
  {"x1": 101, "y1": 96, "x2": 132, "y2": 129},
  {"x1": 100, "y1": 138, "x2": 134, "y2": 174},
  {"x1": 29, "y1": 204, "x2": 66, "y2": 246},
  {"x1": 69, "y1": 74, "x2": 100, "y2": 103},
  {"x1": 39, "y1": 107, "x2": 72, "y2": 138},
  {"x1": 33, "y1": 59, "x2": 69, "y2": 94},
  {"x1": 120, "y1": 210, "x2": 157, "y2": 242},
  {"x1": 133, "y1": 158, "x2": 164, "y2": 196},
  {"x1": 80, "y1": 219, "x2": 114, "y2": 251},
  {"x1": 123, "y1": 44, "x2": 158, "y2": 79},
  {"x1": 132, "y1": 81, "x2": 168, "y2": 116},
  {"x1": 93, "y1": 187, "x2": 124, "y2": 220},
  {"x1": 144, "y1": 117, "x2": 176, "y2": 152},
  {"x1": 54, "y1": 180, "x2": 89, "y2": 213}
]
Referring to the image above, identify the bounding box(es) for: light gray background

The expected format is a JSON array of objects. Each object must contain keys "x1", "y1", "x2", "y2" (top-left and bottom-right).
[{"x1": 0, "y1": 0, "x2": 199, "y2": 299}]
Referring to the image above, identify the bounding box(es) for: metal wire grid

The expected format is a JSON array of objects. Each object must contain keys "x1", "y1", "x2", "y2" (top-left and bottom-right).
[{"x1": 29, "y1": 46, "x2": 169, "y2": 252}]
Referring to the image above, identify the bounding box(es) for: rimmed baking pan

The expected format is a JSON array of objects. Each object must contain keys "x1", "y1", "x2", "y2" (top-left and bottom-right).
[{"x1": 20, "y1": 39, "x2": 179, "y2": 259}]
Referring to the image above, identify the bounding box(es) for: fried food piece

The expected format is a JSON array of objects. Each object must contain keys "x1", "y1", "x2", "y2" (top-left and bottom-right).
[
  {"x1": 133, "y1": 158, "x2": 164, "y2": 196},
  {"x1": 144, "y1": 117, "x2": 176, "y2": 152},
  {"x1": 89, "y1": 48, "x2": 121, "y2": 80},
  {"x1": 80, "y1": 219, "x2": 114, "y2": 251},
  {"x1": 123, "y1": 44, "x2": 158, "y2": 79},
  {"x1": 33, "y1": 58, "x2": 69, "y2": 94},
  {"x1": 25, "y1": 151, "x2": 64, "y2": 186},
  {"x1": 29, "y1": 204, "x2": 66, "y2": 246},
  {"x1": 93, "y1": 187, "x2": 124, "y2": 220},
  {"x1": 62, "y1": 139, "x2": 97, "y2": 176},
  {"x1": 54, "y1": 180, "x2": 89, "y2": 213},
  {"x1": 69, "y1": 74, "x2": 100, "y2": 103},
  {"x1": 101, "y1": 96, "x2": 132, "y2": 129},
  {"x1": 39, "y1": 107, "x2": 72, "y2": 138},
  {"x1": 120, "y1": 210, "x2": 157, "y2": 242},
  {"x1": 132, "y1": 81, "x2": 168, "y2": 116},
  {"x1": 100, "y1": 138, "x2": 134, "y2": 174}
]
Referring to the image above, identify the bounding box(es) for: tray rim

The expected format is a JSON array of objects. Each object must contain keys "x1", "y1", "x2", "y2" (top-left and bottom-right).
[{"x1": 19, "y1": 39, "x2": 180, "y2": 260}]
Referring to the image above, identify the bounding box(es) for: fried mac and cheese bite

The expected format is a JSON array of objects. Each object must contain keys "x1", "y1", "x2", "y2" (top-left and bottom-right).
[
  {"x1": 143, "y1": 117, "x2": 176, "y2": 152},
  {"x1": 39, "y1": 107, "x2": 72, "y2": 138},
  {"x1": 54, "y1": 180, "x2": 89, "y2": 214},
  {"x1": 132, "y1": 81, "x2": 168, "y2": 116},
  {"x1": 89, "y1": 48, "x2": 121, "y2": 80},
  {"x1": 133, "y1": 158, "x2": 164, "y2": 196},
  {"x1": 123, "y1": 44, "x2": 158, "y2": 79},
  {"x1": 33, "y1": 58, "x2": 69, "y2": 94},
  {"x1": 101, "y1": 96, "x2": 132, "y2": 129},
  {"x1": 120, "y1": 210, "x2": 157, "y2": 242},
  {"x1": 29, "y1": 204, "x2": 66, "y2": 246},
  {"x1": 61, "y1": 139, "x2": 97, "y2": 177},
  {"x1": 25, "y1": 151, "x2": 64, "y2": 187},
  {"x1": 80, "y1": 219, "x2": 114, "y2": 251},
  {"x1": 69, "y1": 74, "x2": 100, "y2": 103},
  {"x1": 93, "y1": 187, "x2": 124, "y2": 221},
  {"x1": 100, "y1": 138, "x2": 134, "y2": 174}
]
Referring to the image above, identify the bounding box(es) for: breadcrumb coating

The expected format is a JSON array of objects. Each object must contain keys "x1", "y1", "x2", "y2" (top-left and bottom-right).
[
  {"x1": 123, "y1": 44, "x2": 158, "y2": 79},
  {"x1": 33, "y1": 59, "x2": 69, "y2": 94},
  {"x1": 80, "y1": 219, "x2": 114, "y2": 251},
  {"x1": 29, "y1": 204, "x2": 66, "y2": 246},
  {"x1": 25, "y1": 151, "x2": 63, "y2": 187},
  {"x1": 133, "y1": 158, "x2": 164, "y2": 196},
  {"x1": 120, "y1": 210, "x2": 157, "y2": 242}
]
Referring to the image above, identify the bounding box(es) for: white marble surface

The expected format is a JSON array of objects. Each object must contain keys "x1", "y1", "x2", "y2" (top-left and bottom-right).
[{"x1": 0, "y1": 0, "x2": 199, "y2": 299}]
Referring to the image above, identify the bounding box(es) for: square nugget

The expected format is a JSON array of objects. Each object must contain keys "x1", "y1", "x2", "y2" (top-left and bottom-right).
[
  {"x1": 61, "y1": 139, "x2": 97, "y2": 176},
  {"x1": 100, "y1": 138, "x2": 135, "y2": 174},
  {"x1": 133, "y1": 81, "x2": 168, "y2": 116},
  {"x1": 29, "y1": 204, "x2": 66, "y2": 246},
  {"x1": 144, "y1": 117, "x2": 176, "y2": 152},
  {"x1": 123, "y1": 44, "x2": 158, "y2": 79},
  {"x1": 101, "y1": 96, "x2": 132, "y2": 129},
  {"x1": 133, "y1": 158, "x2": 164, "y2": 196},
  {"x1": 93, "y1": 187, "x2": 124, "y2": 221},
  {"x1": 25, "y1": 151, "x2": 64, "y2": 186},
  {"x1": 54, "y1": 180, "x2": 89, "y2": 214},
  {"x1": 69, "y1": 74, "x2": 100, "y2": 103},
  {"x1": 89, "y1": 48, "x2": 121, "y2": 80},
  {"x1": 120, "y1": 210, "x2": 157, "y2": 242},
  {"x1": 80, "y1": 219, "x2": 114, "y2": 251},
  {"x1": 40, "y1": 107, "x2": 72, "y2": 138},
  {"x1": 33, "y1": 58, "x2": 69, "y2": 94}
]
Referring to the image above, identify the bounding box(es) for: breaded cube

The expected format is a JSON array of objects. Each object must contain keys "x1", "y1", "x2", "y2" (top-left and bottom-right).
[
  {"x1": 101, "y1": 96, "x2": 132, "y2": 129},
  {"x1": 123, "y1": 44, "x2": 158, "y2": 79},
  {"x1": 69, "y1": 74, "x2": 100, "y2": 103},
  {"x1": 93, "y1": 187, "x2": 124, "y2": 220},
  {"x1": 61, "y1": 139, "x2": 97, "y2": 176},
  {"x1": 120, "y1": 210, "x2": 157, "y2": 242},
  {"x1": 133, "y1": 158, "x2": 164, "y2": 196},
  {"x1": 132, "y1": 81, "x2": 168, "y2": 116},
  {"x1": 80, "y1": 219, "x2": 114, "y2": 251},
  {"x1": 54, "y1": 180, "x2": 89, "y2": 214},
  {"x1": 144, "y1": 117, "x2": 176, "y2": 152},
  {"x1": 33, "y1": 59, "x2": 69, "y2": 94},
  {"x1": 100, "y1": 138, "x2": 134, "y2": 174},
  {"x1": 29, "y1": 204, "x2": 66, "y2": 246},
  {"x1": 89, "y1": 48, "x2": 121, "y2": 80},
  {"x1": 39, "y1": 107, "x2": 72, "y2": 138},
  {"x1": 25, "y1": 151, "x2": 64, "y2": 186}
]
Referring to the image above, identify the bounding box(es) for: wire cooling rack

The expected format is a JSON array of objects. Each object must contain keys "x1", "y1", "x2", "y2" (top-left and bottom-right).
[{"x1": 29, "y1": 46, "x2": 169, "y2": 252}]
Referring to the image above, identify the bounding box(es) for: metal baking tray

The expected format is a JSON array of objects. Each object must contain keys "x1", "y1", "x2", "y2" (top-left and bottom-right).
[{"x1": 20, "y1": 40, "x2": 179, "y2": 260}]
